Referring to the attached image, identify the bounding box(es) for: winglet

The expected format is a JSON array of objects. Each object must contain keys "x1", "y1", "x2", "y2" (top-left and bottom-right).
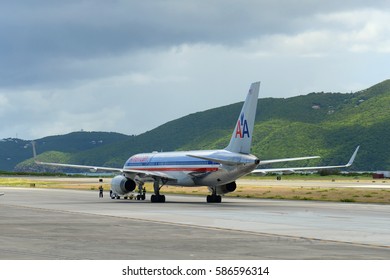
[
  {"x1": 31, "y1": 141, "x2": 38, "y2": 162},
  {"x1": 346, "y1": 145, "x2": 360, "y2": 167},
  {"x1": 31, "y1": 141, "x2": 44, "y2": 165}
]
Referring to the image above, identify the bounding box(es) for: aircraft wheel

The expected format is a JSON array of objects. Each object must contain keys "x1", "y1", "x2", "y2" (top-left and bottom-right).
[
  {"x1": 151, "y1": 194, "x2": 165, "y2": 203},
  {"x1": 207, "y1": 195, "x2": 222, "y2": 203}
]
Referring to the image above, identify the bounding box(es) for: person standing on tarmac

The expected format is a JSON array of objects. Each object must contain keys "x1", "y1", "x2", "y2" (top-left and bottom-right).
[{"x1": 99, "y1": 185, "x2": 103, "y2": 198}]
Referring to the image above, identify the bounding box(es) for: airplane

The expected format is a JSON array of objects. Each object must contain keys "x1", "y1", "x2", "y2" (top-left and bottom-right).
[{"x1": 33, "y1": 81, "x2": 359, "y2": 203}]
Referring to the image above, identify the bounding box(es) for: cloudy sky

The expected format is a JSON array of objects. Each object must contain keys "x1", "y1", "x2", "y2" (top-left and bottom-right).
[{"x1": 0, "y1": 0, "x2": 389, "y2": 140}]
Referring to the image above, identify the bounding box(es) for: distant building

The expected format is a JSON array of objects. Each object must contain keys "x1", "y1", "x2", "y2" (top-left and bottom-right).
[
  {"x1": 327, "y1": 110, "x2": 335, "y2": 115},
  {"x1": 373, "y1": 171, "x2": 390, "y2": 179}
]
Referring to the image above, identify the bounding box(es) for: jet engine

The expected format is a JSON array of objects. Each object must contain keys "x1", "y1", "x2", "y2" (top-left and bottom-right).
[
  {"x1": 214, "y1": 181, "x2": 237, "y2": 195},
  {"x1": 111, "y1": 175, "x2": 136, "y2": 195}
]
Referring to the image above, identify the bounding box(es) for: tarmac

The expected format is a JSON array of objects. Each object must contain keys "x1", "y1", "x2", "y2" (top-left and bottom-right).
[{"x1": 0, "y1": 185, "x2": 389, "y2": 259}]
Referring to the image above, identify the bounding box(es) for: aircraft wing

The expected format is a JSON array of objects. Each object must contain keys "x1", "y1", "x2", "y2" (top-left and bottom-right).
[
  {"x1": 32, "y1": 141, "x2": 124, "y2": 172},
  {"x1": 35, "y1": 160, "x2": 177, "y2": 181},
  {"x1": 252, "y1": 146, "x2": 360, "y2": 174},
  {"x1": 187, "y1": 154, "x2": 320, "y2": 166},
  {"x1": 33, "y1": 143, "x2": 176, "y2": 180},
  {"x1": 34, "y1": 160, "x2": 123, "y2": 173},
  {"x1": 259, "y1": 156, "x2": 320, "y2": 165}
]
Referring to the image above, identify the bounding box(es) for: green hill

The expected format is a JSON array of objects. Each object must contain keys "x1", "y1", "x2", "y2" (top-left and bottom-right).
[
  {"x1": 1, "y1": 132, "x2": 129, "y2": 171},
  {"x1": 9, "y1": 79, "x2": 390, "y2": 172}
]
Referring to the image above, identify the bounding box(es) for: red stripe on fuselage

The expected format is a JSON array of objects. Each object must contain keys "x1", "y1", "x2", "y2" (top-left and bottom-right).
[{"x1": 124, "y1": 167, "x2": 219, "y2": 172}]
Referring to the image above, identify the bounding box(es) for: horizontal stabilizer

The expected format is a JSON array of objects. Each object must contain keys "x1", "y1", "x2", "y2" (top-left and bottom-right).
[{"x1": 186, "y1": 154, "x2": 239, "y2": 166}]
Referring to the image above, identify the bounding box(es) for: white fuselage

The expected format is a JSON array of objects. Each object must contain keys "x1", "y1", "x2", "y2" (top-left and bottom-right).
[{"x1": 123, "y1": 149, "x2": 259, "y2": 187}]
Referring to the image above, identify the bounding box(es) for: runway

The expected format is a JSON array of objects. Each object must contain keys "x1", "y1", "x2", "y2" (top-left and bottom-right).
[
  {"x1": 238, "y1": 178, "x2": 390, "y2": 189},
  {"x1": 0, "y1": 186, "x2": 389, "y2": 259}
]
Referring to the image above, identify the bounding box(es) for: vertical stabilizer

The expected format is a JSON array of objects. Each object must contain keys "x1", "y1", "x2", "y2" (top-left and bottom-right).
[{"x1": 225, "y1": 82, "x2": 260, "y2": 154}]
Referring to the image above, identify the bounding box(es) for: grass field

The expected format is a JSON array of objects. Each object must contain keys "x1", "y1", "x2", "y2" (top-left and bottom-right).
[
  {"x1": 148, "y1": 182, "x2": 390, "y2": 204},
  {"x1": 1, "y1": 176, "x2": 389, "y2": 204}
]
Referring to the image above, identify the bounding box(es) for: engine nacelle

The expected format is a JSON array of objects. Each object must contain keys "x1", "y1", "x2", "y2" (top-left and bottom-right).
[
  {"x1": 111, "y1": 175, "x2": 136, "y2": 195},
  {"x1": 213, "y1": 181, "x2": 237, "y2": 195}
]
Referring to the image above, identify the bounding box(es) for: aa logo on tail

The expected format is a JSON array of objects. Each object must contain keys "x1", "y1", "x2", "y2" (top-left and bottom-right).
[{"x1": 235, "y1": 113, "x2": 250, "y2": 138}]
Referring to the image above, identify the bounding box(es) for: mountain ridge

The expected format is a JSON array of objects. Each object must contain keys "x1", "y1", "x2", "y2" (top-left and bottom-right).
[{"x1": 5, "y1": 79, "x2": 390, "y2": 172}]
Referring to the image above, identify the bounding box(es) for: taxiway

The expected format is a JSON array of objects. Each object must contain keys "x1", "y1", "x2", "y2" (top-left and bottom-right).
[{"x1": 0, "y1": 186, "x2": 389, "y2": 259}]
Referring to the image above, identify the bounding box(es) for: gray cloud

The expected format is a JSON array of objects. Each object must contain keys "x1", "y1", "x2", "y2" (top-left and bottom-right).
[{"x1": 0, "y1": 1, "x2": 389, "y2": 139}]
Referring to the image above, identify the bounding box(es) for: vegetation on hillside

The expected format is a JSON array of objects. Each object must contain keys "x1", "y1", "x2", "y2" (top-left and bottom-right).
[{"x1": 5, "y1": 79, "x2": 390, "y2": 172}]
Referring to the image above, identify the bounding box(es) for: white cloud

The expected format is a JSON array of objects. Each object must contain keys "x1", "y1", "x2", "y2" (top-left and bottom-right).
[
  {"x1": 317, "y1": 9, "x2": 390, "y2": 53},
  {"x1": 0, "y1": 95, "x2": 8, "y2": 106},
  {"x1": 241, "y1": 8, "x2": 390, "y2": 57}
]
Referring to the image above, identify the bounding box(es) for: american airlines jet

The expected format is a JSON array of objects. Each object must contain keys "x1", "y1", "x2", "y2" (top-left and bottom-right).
[{"x1": 34, "y1": 82, "x2": 359, "y2": 203}]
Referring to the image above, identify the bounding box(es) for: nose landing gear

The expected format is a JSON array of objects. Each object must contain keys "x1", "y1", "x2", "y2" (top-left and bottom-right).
[{"x1": 136, "y1": 182, "x2": 146, "y2": 201}]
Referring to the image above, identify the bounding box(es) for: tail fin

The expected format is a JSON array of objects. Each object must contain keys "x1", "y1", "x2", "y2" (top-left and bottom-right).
[{"x1": 225, "y1": 82, "x2": 260, "y2": 154}]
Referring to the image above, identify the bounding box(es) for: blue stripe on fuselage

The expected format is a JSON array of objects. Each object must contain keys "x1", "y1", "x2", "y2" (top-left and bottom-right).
[{"x1": 125, "y1": 160, "x2": 217, "y2": 167}]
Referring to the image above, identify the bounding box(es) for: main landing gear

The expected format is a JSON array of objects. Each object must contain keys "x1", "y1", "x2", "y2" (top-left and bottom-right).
[
  {"x1": 151, "y1": 179, "x2": 166, "y2": 203},
  {"x1": 207, "y1": 187, "x2": 222, "y2": 203}
]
